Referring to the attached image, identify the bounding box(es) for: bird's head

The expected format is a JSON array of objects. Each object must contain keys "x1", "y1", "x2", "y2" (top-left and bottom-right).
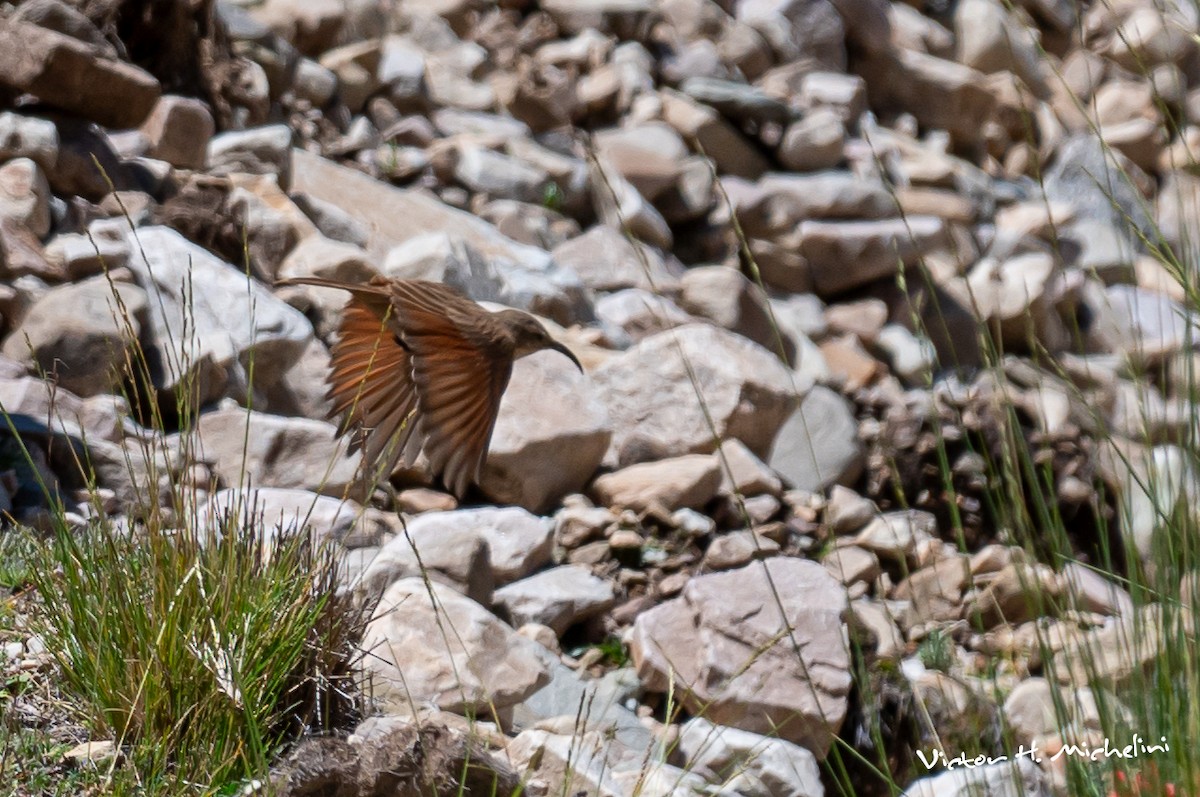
[{"x1": 497, "y1": 310, "x2": 583, "y2": 372}]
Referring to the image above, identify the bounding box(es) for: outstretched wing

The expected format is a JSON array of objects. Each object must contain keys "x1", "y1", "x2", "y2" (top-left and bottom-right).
[
  {"x1": 326, "y1": 294, "x2": 421, "y2": 484},
  {"x1": 387, "y1": 281, "x2": 514, "y2": 498}
]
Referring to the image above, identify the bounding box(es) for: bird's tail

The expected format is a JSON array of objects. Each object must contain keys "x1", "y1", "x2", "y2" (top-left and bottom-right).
[
  {"x1": 274, "y1": 276, "x2": 391, "y2": 297},
  {"x1": 276, "y1": 278, "x2": 355, "y2": 294},
  {"x1": 276, "y1": 277, "x2": 394, "y2": 317}
]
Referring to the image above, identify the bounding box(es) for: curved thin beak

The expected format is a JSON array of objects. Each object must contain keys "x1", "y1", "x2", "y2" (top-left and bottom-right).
[{"x1": 550, "y1": 340, "x2": 584, "y2": 372}]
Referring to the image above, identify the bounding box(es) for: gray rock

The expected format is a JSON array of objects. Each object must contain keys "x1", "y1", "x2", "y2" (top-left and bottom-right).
[
  {"x1": 44, "y1": 231, "x2": 129, "y2": 279},
  {"x1": 631, "y1": 557, "x2": 850, "y2": 756},
  {"x1": 505, "y1": 728, "x2": 629, "y2": 796},
  {"x1": 823, "y1": 545, "x2": 880, "y2": 586},
  {"x1": 191, "y1": 407, "x2": 361, "y2": 499},
  {"x1": 768, "y1": 385, "x2": 864, "y2": 492},
  {"x1": 200, "y1": 487, "x2": 383, "y2": 549},
  {"x1": 962, "y1": 253, "x2": 1066, "y2": 351},
  {"x1": 292, "y1": 57, "x2": 337, "y2": 107},
  {"x1": 480, "y1": 350, "x2": 611, "y2": 513},
  {"x1": 540, "y1": 0, "x2": 656, "y2": 36},
  {"x1": 801, "y1": 216, "x2": 949, "y2": 297},
  {"x1": 677, "y1": 717, "x2": 824, "y2": 797},
  {"x1": 383, "y1": 230, "x2": 590, "y2": 326},
  {"x1": 262, "y1": 337, "x2": 333, "y2": 420},
  {"x1": 679, "y1": 266, "x2": 791, "y2": 359},
  {"x1": 779, "y1": 108, "x2": 845, "y2": 172},
  {"x1": 737, "y1": 0, "x2": 846, "y2": 68},
  {"x1": 954, "y1": 0, "x2": 1045, "y2": 92},
  {"x1": 0, "y1": 373, "x2": 121, "y2": 442},
  {"x1": 552, "y1": 225, "x2": 679, "y2": 293},
  {"x1": 660, "y1": 88, "x2": 770, "y2": 180},
  {"x1": 277, "y1": 233, "x2": 375, "y2": 284},
  {"x1": 876, "y1": 324, "x2": 936, "y2": 385},
  {"x1": 453, "y1": 145, "x2": 550, "y2": 203},
  {"x1": 1, "y1": 276, "x2": 145, "y2": 398},
  {"x1": 1045, "y1": 134, "x2": 1150, "y2": 236},
  {"x1": 799, "y1": 71, "x2": 868, "y2": 120},
  {"x1": 863, "y1": 48, "x2": 995, "y2": 147},
  {"x1": 125, "y1": 227, "x2": 312, "y2": 403},
  {"x1": 493, "y1": 564, "x2": 616, "y2": 634},
  {"x1": 824, "y1": 485, "x2": 876, "y2": 534},
  {"x1": 591, "y1": 454, "x2": 722, "y2": 512},
  {"x1": 594, "y1": 122, "x2": 688, "y2": 202},
  {"x1": 225, "y1": 176, "x2": 315, "y2": 279},
  {"x1": 355, "y1": 513, "x2": 494, "y2": 607},
  {"x1": 854, "y1": 510, "x2": 937, "y2": 562},
  {"x1": 0, "y1": 158, "x2": 51, "y2": 238},
  {"x1": 1001, "y1": 678, "x2": 1056, "y2": 746},
  {"x1": 591, "y1": 154, "x2": 674, "y2": 251},
  {"x1": 206, "y1": 125, "x2": 294, "y2": 187},
  {"x1": 513, "y1": 644, "x2": 653, "y2": 752},
  {"x1": 0, "y1": 19, "x2": 160, "y2": 129},
  {"x1": 292, "y1": 149, "x2": 587, "y2": 316},
  {"x1": 702, "y1": 530, "x2": 780, "y2": 570},
  {"x1": 0, "y1": 112, "x2": 58, "y2": 170},
  {"x1": 595, "y1": 288, "x2": 694, "y2": 345},
  {"x1": 1061, "y1": 562, "x2": 1133, "y2": 617},
  {"x1": 361, "y1": 578, "x2": 549, "y2": 715},
  {"x1": 290, "y1": 192, "x2": 370, "y2": 248},
  {"x1": 730, "y1": 172, "x2": 894, "y2": 239},
  {"x1": 1087, "y1": 284, "x2": 1195, "y2": 364},
  {"x1": 717, "y1": 438, "x2": 783, "y2": 497},
  {"x1": 466, "y1": 507, "x2": 555, "y2": 585},
  {"x1": 477, "y1": 199, "x2": 580, "y2": 250},
  {"x1": 594, "y1": 324, "x2": 797, "y2": 467},
  {"x1": 681, "y1": 77, "x2": 793, "y2": 125},
  {"x1": 140, "y1": 95, "x2": 214, "y2": 170}
]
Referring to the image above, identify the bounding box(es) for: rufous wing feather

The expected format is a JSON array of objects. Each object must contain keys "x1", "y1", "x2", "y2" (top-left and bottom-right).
[
  {"x1": 389, "y1": 282, "x2": 514, "y2": 498},
  {"x1": 326, "y1": 297, "x2": 420, "y2": 482}
]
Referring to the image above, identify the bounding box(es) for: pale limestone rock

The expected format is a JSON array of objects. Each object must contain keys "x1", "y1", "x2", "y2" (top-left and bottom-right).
[{"x1": 361, "y1": 578, "x2": 549, "y2": 715}]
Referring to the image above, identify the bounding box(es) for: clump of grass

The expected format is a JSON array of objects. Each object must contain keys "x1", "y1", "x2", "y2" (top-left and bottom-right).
[
  {"x1": 916, "y1": 629, "x2": 954, "y2": 673},
  {"x1": 28, "y1": 488, "x2": 362, "y2": 794},
  {"x1": 0, "y1": 528, "x2": 38, "y2": 591},
  {"x1": 0, "y1": 200, "x2": 365, "y2": 794}
]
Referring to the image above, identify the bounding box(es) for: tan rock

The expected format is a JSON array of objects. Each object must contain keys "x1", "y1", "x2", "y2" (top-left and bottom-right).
[
  {"x1": 361, "y1": 578, "x2": 549, "y2": 715},
  {"x1": 591, "y1": 454, "x2": 722, "y2": 512},
  {"x1": 717, "y1": 438, "x2": 783, "y2": 497},
  {"x1": 139, "y1": 95, "x2": 214, "y2": 170},
  {"x1": 893, "y1": 554, "x2": 970, "y2": 625},
  {"x1": 493, "y1": 564, "x2": 616, "y2": 633},
  {"x1": 660, "y1": 88, "x2": 770, "y2": 179},
  {"x1": 481, "y1": 351, "x2": 611, "y2": 513},
  {"x1": 630, "y1": 558, "x2": 850, "y2": 757},
  {"x1": 192, "y1": 407, "x2": 361, "y2": 499},
  {"x1": 593, "y1": 324, "x2": 797, "y2": 467},
  {"x1": 0, "y1": 19, "x2": 160, "y2": 128}
]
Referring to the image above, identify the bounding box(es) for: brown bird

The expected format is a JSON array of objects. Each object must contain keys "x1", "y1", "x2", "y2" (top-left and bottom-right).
[{"x1": 277, "y1": 276, "x2": 583, "y2": 497}]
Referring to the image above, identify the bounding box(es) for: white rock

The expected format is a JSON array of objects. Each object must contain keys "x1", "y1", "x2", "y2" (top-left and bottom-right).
[
  {"x1": 493, "y1": 564, "x2": 616, "y2": 634},
  {"x1": 768, "y1": 385, "x2": 863, "y2": 492},
  {"x1": 677, "y1": 717, "x2": 824, "y2": 797},
  {"x1": 631, "y1": 558, "x2": 850, "y2": 756},
  {"x1": 361, "y1": 578, "x2": 549, "y2": 715},
  {"x1": 480, "y1": 350, "x2": 611, "y2": 512},
  {"x1": 191, "y1": 407, "x2": 361, "y2": 498},
  {"x1": 591, "y1": 454, "x2": 722, "y2": 512},
  {"x1": 125, "y1": 226, "x2": 312, "y2": 403},
  {"x1": 901, "y1": 758, "x2": 1049, "y2": 796},
  {"x1": 356, "y1": 513, "x2": 494, "y2": 606},
  {"x1": 200, "y1": 487, "x2": 381, "y2": 549},
  {"x1": 0, "y1": 158, "x2": 51, "y2": 238},
  {"x1": 594, "y1": 324, "x2": 797, "y2": 467}
]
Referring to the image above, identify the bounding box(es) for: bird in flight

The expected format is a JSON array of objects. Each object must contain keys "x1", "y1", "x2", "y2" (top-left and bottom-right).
[{"x1": 277, "y1": 276, "x2": 583, "y2": 498}]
